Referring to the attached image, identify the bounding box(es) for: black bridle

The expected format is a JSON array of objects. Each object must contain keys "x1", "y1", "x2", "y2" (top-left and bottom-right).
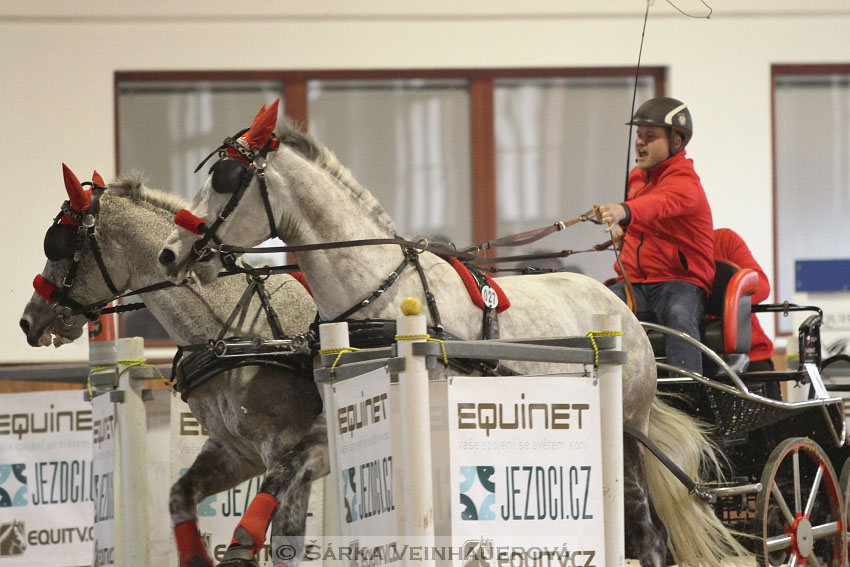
[
  {"x1": 41, "y1": 183, "x2": 122, "y2": 324},
  {"x1": 187, "y1": 133, "x2": 279, "y2": 269}
]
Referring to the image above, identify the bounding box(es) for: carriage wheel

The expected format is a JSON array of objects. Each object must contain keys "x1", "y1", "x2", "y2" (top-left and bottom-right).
[
  {"x1": 755, "y1": 437, "x2": 844, "y2": 567},
  {"x1": 839, "y1": 459, "x2": 850, "y2": 565}
]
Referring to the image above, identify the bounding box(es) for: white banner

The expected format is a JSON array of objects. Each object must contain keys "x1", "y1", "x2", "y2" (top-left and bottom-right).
[
  {"x1": 1, "y1": 387, "x2": 325, "y2": 567},
  {"x1": 448, "y1": 375, "x2": 605, "y2": 566},
  {"x1": 0, "y1": 390, "x2": 94, "y2": 566},
  {"x1": 90, "y1": 393, "x2": 115, "y2": 567},
  {"x1": 330, "y1": 368, "x2": 398, "y2": 557}
]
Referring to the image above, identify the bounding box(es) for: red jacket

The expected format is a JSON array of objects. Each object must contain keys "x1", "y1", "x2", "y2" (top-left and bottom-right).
[
  {"x1": 714, "y1": 228, "x2": 774, "y2": 362},
  {"x1": 615, "y1": 151, "x2": 715, "y2": 294}
]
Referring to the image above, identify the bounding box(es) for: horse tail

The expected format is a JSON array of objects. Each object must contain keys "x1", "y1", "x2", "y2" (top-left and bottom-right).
[{"x1": 645, "y1": 395, "x2": 752, "y2": 567}]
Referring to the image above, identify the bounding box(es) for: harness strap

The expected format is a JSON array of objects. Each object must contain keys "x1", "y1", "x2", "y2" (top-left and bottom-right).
[
  {"x1": 256, "y1": 167, "x2": 278, "y2": 242},
  {"x1": 87, "y1": 231, "x2": 119, "y2": 295},
  {"x1": 410, "y1": 249, "x2": 443, "y2": 335},
  {"x1": 623, "y1": 423, "x2": 707, "y2": 499},
  {"x1": 331, "y1": 252, "x2": 413, "y2": 322}
]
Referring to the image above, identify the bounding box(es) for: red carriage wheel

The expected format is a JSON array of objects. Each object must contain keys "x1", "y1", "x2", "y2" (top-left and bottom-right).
[
  {"x1": 839, "y1": 459, "x2": 850, "y2": 565},
  {"x1": 755, "y1": 437, "x2": 844, "y2": 567}
]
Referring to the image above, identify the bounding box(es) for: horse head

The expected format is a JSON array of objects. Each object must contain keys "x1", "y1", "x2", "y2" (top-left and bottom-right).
[
  {"x1": 19, "y1": 164, "x2": 130, "y2": 347},
  {"x1": 159, "y1": 100, "x2": 283, "y2": 285}
]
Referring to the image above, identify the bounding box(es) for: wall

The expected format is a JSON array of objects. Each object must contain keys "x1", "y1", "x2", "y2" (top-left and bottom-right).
[{"x1": 2, "y1": 0, "x2": 849, "y2": 363}]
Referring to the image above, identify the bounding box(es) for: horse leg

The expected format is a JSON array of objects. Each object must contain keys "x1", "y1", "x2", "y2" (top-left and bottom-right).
[
  {"x1": 220, "y1": 413, "x2": 329, "y2": 567},
  {"x1": 171, "y1": 438, "x2": 265, "y2": 567},
  {"x1": 623, "y1": 434, "x2": 669, "y2": 567}
]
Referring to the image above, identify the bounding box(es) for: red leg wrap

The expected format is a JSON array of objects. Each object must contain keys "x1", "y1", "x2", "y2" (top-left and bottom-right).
[
  {"x1": 174, "y1": 521, "x2": 213, "y2": 567},
  {"x1": 230, "y1": 492, "x2": 280, "y2": 554}
]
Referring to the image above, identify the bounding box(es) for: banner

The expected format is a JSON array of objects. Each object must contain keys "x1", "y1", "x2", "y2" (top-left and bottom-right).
[
  {"x1": 448, "y1": 375, "x2": 605, "y2": 567},
  {"x1": 1, "y1": 387, "x2": 326, "y2": 566},
  {"x1": 90, "y1": 393, "x2": 115, "y2": 567},
  {"x1": 329, "y1": 367, "x2": 398, "y2": 560},
  {"x1": 0, "y1": 390, "x2": 94, "y2": 566}
]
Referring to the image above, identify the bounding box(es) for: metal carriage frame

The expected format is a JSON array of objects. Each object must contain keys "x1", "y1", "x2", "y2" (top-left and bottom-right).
[{"x1": 650, "y1": 304, "x2": 850, "y2": 567}]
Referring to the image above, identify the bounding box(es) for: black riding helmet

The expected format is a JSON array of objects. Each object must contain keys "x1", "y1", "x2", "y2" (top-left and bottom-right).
[{"x1": 627, "y1": 96, "x2": 693, "y2": 150}]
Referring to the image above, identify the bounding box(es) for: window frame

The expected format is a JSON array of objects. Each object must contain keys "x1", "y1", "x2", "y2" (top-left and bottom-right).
[{"x1": 114, "y1": 67, "x2": 665, "y2": 342}]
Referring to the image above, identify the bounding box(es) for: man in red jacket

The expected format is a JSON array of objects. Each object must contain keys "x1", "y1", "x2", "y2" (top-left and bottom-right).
[
  {"x1": 714, "y1": 227, "x2": 775, "y2": 370},
  {"x1": 598, "y1": 97, "x2": 715, "y2": 375}
]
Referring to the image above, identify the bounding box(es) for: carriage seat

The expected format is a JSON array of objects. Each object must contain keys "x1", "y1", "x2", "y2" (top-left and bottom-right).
[{"x1": 647, "y1": 260, "x2": 760, "y2": 373}]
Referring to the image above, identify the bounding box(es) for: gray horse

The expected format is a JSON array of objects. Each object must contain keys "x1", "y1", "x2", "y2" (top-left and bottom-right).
[
  {"x1": 159, "y1": 101, "x2": 752, "y2": 567},
  {"x1": 19, "y1": 165, "x2": 327, "y2": 567}
]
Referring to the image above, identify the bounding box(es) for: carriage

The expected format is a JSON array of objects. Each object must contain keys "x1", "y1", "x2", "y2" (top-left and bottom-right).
[{"x1": 645, "y1": 257, "x2": 850, "y2": 567}]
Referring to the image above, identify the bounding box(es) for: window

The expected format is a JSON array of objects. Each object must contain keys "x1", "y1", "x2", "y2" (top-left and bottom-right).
[
  {"x1": 116, "y1": 68, "x2": 663, "y2": 343},
  {"x1": 308, "y1": 79, "x2": 472, "y2": 244},
  {"x1": 495, "y1": 75, "x2": 657, "y2": 280},
  {"x1": 773, "y1": 66, "x2": 850, "y2": 334}
]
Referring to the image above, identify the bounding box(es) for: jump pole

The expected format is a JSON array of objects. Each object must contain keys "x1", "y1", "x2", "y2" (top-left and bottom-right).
[
  {"x1": 113, "y1": 336, "x2": 150, "y2": 566},
  {"x1": 395, "y1": 297, "x2": 435, "y2": 565},
  {"x1": 593, "y1": 313, "x2": 624, "y2": 566}
]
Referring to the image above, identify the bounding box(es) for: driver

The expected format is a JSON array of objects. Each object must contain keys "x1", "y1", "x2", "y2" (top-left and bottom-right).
[{"x1": 597, "y1": 96, "x2": 715, "y2": 375}]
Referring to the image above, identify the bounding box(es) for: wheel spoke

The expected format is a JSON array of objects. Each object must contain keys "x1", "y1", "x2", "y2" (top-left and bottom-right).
[
  {"x1": 803, "y1": 463, "x2": 825, "y2": 517},
  {"x1": 766, "y1": 533, "x2": 793, "y2": 553},
  {"x1": 788, "y1": 554, "x2": 799, "y2": 567},
  {"x1": 772, "y1": 480, "x2": 796, "y2": 526},
  {"x1": 811, "y1": 520, "x2": 841, "y2": 539},
  {"x1": 793, "y1": 450, "x2": 802, "y2": 513}
]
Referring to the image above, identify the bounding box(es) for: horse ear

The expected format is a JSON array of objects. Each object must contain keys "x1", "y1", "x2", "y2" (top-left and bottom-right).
[
  {"x1": 91, "y1": 170, "x2": 105, "y2": 187},
  {"x1": 244, "y1": 99, "x2": 279, "y2": 149},
  {"x1": 62, "y1": 163, "x2": 90, "y2": 211}
]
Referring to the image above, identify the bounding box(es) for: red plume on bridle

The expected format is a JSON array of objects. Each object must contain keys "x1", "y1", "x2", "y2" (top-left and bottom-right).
[
  {"x1": 92, "y1": 170, "x2": 105, "y2": 188},
  {"x1": 242, "y1": 99, "x2": 279, "y2": 149},
  {"x1": 60, "y1": 163, "x2": 92, "y2": 226}
]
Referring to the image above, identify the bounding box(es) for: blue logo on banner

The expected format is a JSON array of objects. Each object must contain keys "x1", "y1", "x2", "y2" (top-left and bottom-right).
[
  {"x1": 342, "y1": 467, "x2": 359, "y2": 523},
  {"x1": 459, "y1": 466, "x2": 495, "y2": 521},
  {"x1": 0, "y1": 464, "x2": 27, "y2": 508}
]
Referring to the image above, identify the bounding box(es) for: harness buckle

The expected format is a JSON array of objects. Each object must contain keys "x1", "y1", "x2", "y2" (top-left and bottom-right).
[
  {"x1": 191, "y1": 239, "x2": 212, "y2": 261},
  {"x1": 52, "y1": 303, "x2": 75, "y2": 327}
]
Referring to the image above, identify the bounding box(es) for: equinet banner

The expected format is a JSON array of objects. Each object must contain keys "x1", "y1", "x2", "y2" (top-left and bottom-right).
[
  {"x1": 448, "y1": 375, "x2": 605, "y2": 567},
  {"x1": 0, "y1": 390, "x2": 95, "y2": 566}
]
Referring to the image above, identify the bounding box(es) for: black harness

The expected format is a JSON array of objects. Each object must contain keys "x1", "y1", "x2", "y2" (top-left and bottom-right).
[
  {"x1": 187, "y1": 132, "x2": 519, "y2": 376},
  {"x1": 187, "y1": 134, "x2": 279, "y2": 268},
  {"x1": 42, "y1": 184, "x2": 122, "y2": 324}
]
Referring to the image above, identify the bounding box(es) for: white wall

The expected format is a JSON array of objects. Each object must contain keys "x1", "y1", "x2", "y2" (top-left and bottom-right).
[{"x1": 2, "y1": 1, "x2": 849, "y2": 363}]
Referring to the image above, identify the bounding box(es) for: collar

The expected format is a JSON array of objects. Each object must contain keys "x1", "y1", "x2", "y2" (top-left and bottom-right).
[{"x1": 643, "y1": 149, "x2": 688, "y2": 183}]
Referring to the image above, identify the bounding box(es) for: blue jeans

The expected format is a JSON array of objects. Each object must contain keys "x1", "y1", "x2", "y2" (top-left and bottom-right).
[{"x1": 609, "y1": 280, "x2": 706, "y2": 374}]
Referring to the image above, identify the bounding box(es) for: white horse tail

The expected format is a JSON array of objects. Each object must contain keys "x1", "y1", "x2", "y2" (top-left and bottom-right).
[{"x1": 645, "y1": 395, "x2": 752, "y2": 567}]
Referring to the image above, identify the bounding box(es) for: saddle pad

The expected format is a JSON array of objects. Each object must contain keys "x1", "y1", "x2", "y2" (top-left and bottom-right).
[{"x1": 447, "y1": 257, "x2": 510, "y2": 313}]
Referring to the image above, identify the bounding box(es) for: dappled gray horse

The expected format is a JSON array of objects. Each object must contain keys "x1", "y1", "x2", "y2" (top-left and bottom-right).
[
  {"x1": 20, "y1": 165, "x2": 326, "y2": 567},
  {"x1": 158, "y1": 101, "x2": 751, "y2": 567}
]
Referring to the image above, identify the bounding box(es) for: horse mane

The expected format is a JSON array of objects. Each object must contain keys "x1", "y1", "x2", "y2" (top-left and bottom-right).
[
  {"x1": 275, "y1": 118, "x2": 398, "y2": 234},
  {"x1": 106, "y1": 174, "x2": 189, "y2": 215}
]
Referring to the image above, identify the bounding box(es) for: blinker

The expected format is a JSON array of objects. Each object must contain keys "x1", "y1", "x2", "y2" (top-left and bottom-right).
[
  {"x1": 44, "y1": 224, "x2": 77, "y2": 261},
  {"x1": 211, "y1": 157, "x2": 248, "y2": 194}
]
